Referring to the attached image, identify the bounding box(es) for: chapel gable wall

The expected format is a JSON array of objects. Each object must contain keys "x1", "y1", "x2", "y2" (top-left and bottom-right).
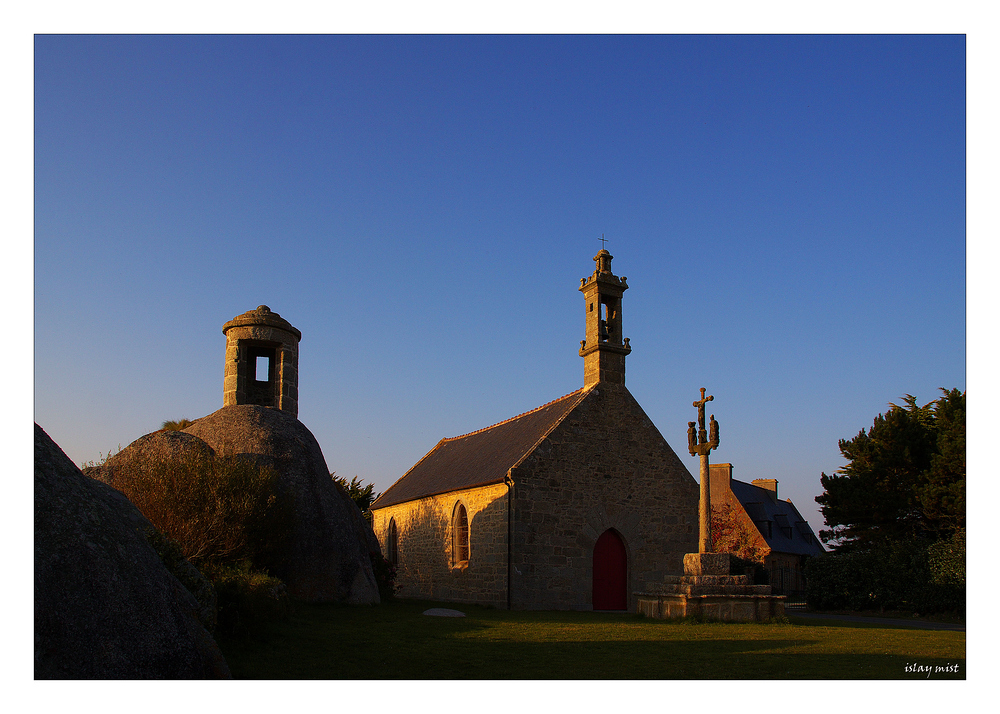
[{"x1": 509, "y1": 383, "x2": 699, "y2": 611}]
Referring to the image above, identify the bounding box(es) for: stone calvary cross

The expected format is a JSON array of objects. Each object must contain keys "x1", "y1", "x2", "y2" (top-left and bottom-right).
[{"x1": 688, "y1": 388, "x2": 720, "y2": 553}]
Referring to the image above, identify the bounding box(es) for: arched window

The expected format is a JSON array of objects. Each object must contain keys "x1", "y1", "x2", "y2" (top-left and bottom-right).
[
  {"x1": 452, "y1": 502, "x2": 469, "y2": 566},
  {"x1": 387, "y1": 518, "x2": 398, "y2": 567}
]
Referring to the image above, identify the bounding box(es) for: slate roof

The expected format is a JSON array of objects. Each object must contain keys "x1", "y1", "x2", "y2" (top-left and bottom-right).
[
  {"x1": 371, "y1": 387, "x2": 592, "y2": 509},
  {"x1": 729, "y1": 479, "x2": 826, "y2": 556}
]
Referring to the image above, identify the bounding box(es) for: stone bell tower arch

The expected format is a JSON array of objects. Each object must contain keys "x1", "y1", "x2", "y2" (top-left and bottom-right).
[
  {"x1": 222, "y1": 305, "x2": 302, "y2": 417},
  {"x1": 579, "y1": 249, "x2": 631, "y2": 388}
]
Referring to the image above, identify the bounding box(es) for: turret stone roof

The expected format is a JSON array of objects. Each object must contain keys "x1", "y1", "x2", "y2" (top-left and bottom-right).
[
  {"x1": 372, "y1": 387, "x2": 593, "y2": 509},
  {"x1": 222, "y1": 305, "x2": 301, "y2": 340}
]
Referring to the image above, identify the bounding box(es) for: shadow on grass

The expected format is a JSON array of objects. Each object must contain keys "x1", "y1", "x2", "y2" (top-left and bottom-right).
[
  {"x1": 786, "y1": 614, "x2": 965, "y2": 631},
  {"x1": 217, "y1": 599, "x2": 965, "y2": 680}
]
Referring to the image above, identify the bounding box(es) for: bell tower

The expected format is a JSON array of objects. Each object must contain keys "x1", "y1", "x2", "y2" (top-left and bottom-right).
[{"x1": 579, "y1": 249, "x2": 631, "y2": 387}]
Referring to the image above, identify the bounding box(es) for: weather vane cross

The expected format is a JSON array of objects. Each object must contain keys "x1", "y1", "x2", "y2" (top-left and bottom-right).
[{"x1": 599, "y1": 233, "x2": 608, "y2": 250}]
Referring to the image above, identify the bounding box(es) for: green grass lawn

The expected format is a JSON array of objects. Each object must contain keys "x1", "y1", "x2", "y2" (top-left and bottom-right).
[{"x1": 216, "y1": 599, "x2": 965, "y2": 680}]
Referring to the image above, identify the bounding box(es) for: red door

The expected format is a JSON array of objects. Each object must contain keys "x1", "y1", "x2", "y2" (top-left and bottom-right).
[{"x1": 593, "y1": 529, "x2": 627, "y2": 610}]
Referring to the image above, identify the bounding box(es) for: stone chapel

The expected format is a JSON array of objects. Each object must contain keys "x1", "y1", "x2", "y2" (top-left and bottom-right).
[{"x1": 370, "y1": 250, "x2": 700, "y2": 611}]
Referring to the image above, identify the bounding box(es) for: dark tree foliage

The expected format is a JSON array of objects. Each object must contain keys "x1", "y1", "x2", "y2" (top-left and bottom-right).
[
  {"x1": 804, "y1": 536, "x2": 965, "y2": 615},
  {"x1": 816, "y1": 388, "x2": 965, "y2": 551},
  {"x1": 331, "y1": 473, "x2": 379, "y2": 523},
  {"x1": 329, "y1": 474, "x2": 395, "y2": 597},
  {"x1": 918, "y1": 389, "x2": 966, "y2": 539}
]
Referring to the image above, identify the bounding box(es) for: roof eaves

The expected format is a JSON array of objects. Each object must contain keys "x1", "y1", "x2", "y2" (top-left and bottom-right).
[{"x1": 372, "y1": 476, "x2": 510, "y2": 510}]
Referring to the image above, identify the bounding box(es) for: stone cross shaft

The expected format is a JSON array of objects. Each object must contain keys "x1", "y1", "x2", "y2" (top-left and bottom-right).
[{"x1": 687, "y1": 387, "x2": 720, "y2": 554}]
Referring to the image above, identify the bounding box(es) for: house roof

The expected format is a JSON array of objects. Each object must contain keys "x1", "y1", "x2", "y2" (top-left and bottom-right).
[
  {"x1": 729, "y1": 479, "x2": 826, "y2": 556},
  {"x1": 371, "y1": 387, "x2": 592, "y2": 510}
]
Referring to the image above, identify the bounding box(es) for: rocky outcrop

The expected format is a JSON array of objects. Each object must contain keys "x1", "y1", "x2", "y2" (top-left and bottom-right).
[
  {"x1": 91, "y1": 428, "x2": 216, "y2": 489},
  {"x1": 182, "y1": 405, "x2": 379, "y2": 604},
  {"x1": 34, "y1": 424, "x2": 230, "y2": 679}
]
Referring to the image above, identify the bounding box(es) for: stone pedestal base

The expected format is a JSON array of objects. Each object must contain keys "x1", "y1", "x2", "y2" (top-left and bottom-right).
[
  {"x1": 635, "y1": 552, "x2": 785, "y2": 622},
  {"x1": 683, "y1": 552, "x2": 731, "y2": 576},
  {"x1": 636, "y1": 591, "x2": 785, "y2": 621}
]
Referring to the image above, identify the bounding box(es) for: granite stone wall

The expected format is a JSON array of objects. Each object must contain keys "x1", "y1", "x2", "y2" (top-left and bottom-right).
[
  {"x1": 372, "y1": 482, "x2": 510, "y2": 607},
  {"x1": 507, "y1": 382, "x2": 699, "y2": 611},
  {"x1": 765, "y1": 551, "x2": 808, "y2": 597},
  {"x1": 373, "y1": 383, "x2": 699, "y2": 611}
]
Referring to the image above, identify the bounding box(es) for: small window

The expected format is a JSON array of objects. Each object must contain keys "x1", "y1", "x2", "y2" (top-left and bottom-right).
[
  {"x1": 255, "y1": 354, "x2": 270, "y2": 381},
  {"x1": 387, "y1": 518, "x2": 398, "y2": 567},
  {"x1": 452, "y1": 502, "x2": 469, "y2": 566}
]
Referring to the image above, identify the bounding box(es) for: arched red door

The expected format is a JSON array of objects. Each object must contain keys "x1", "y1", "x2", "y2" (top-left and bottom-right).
[{"x1": 593, "y1": 529, "x2": 627, "y2": 610}]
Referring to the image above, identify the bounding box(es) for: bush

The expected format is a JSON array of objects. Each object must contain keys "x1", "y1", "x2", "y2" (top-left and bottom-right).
[
  {"x1": 204, "y1": 561, "x2": 290, "y2": 637},
  {"x1": 928, "y1": 528, "x2": 965, "y2": 586},
  {"x1": 805, "y1": 537, "x2": 965, "y2": 615},
  {"x1": 108, "y1": 448, "x2": 293, "y2": 571},
  {"x1": 108, "y1": 446, "x2": 297, "y2": 635},
  {"x1": 728, "y1": 553, "x2": 769, "y2": 585},
  {"x1": 144, "y1": 528, "x2": 218, "y2": 633},
  {"x1": 371, "y1": 552, "x2": 398, "y2": 601},
  {"x1": 331, "y1": 473, "x2": 378, "y2": 524}
]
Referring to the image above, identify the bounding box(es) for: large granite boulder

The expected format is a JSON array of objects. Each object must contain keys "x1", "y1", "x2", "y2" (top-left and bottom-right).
[
  {"x1": 182, "y1": 405, "x2": 379, "y2": 604},
  {"x1": 92, "y1": 429, "x2": 217, "y2": 488},
  {"x1": 34, "y1": 424, "x2": 230, "y2": 679}
]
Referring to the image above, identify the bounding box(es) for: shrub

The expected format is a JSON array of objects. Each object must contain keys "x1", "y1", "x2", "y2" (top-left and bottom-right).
[
  {"x1": 144, "y1": 528, "x2": 218, "y2": 633},
  {"x1": 108, "y1": 448, "x2": 293, "y2": 571},
  {"x1": 161, "y1": 419, "x2": 194, "y2": 431},
  {"x1": 204, "y1": 561, "x2": 289, "y2": 637},
  {"x1": 331, "y1": 473, "x2": 379, "y2": 524},
  {"x1": 106, "y1": 443, "x2": 297, "y2": 636},
  {"x1": 371, "y1": 552, "x2": 398, "y2": 601},
  {"x1": 928, "y1": 528, "x2": 965, "y2": 586},
  {"x1": 728, "y1": 553, "x2": 769, "y2": 585},
  {"x1": 805, "y1": 537, "x2": 965, "y2": 615}
]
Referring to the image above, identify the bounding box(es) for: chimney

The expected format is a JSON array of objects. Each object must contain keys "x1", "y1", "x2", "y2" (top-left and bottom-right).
[
  {"x1": 709, "y1": 463, "x2": 733, "y2": 505},
  {"x1": 752, "y1": 479, "x2": 778, "y2": 503}
]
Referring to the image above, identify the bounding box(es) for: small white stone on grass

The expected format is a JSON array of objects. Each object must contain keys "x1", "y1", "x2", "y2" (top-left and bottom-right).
[{"x1": 423, "y1": 608, "x2": 466, "y2": 617}]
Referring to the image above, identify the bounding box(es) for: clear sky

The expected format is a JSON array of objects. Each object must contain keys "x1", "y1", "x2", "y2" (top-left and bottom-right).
[{"x1": 33, "y1": 34, "x2": 966, "y2": 542}]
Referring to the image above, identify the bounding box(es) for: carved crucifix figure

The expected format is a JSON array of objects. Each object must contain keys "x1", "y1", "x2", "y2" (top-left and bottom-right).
[
  {"x1": 693, "y1": 387, "x2": 714, "y2": 450},
  {"x1": 689, "y1": 387, "x2": 721, "y2": 553}
]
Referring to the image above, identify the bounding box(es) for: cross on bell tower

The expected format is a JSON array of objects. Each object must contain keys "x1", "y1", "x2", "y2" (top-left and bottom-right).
[{"x1": 579, "y1": 248, "x2": 631, "y2": 388}]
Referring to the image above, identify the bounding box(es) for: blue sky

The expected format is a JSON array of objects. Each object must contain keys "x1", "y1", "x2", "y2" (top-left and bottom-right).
[{"x1": 33, "y1": 34, "x2": 966, "y2": 541}]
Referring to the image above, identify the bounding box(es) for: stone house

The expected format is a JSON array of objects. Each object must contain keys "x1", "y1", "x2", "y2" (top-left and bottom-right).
[
  {"x1": 370, "y1": 251, "x2": 699, "y2": 611},
  {"x1": 709, "y1": 463, "x2": 825, "y2": 599}
]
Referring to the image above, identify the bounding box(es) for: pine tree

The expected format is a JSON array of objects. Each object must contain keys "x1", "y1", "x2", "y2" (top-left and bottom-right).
[{"x1": 816, "y1": 389, "x2": 965, "y2": 550}]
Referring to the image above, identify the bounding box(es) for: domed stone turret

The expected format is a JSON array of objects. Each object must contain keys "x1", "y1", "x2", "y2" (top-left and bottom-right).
[{"x1": 222, "y1": 306, "x2": 301, "y2": 416}]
